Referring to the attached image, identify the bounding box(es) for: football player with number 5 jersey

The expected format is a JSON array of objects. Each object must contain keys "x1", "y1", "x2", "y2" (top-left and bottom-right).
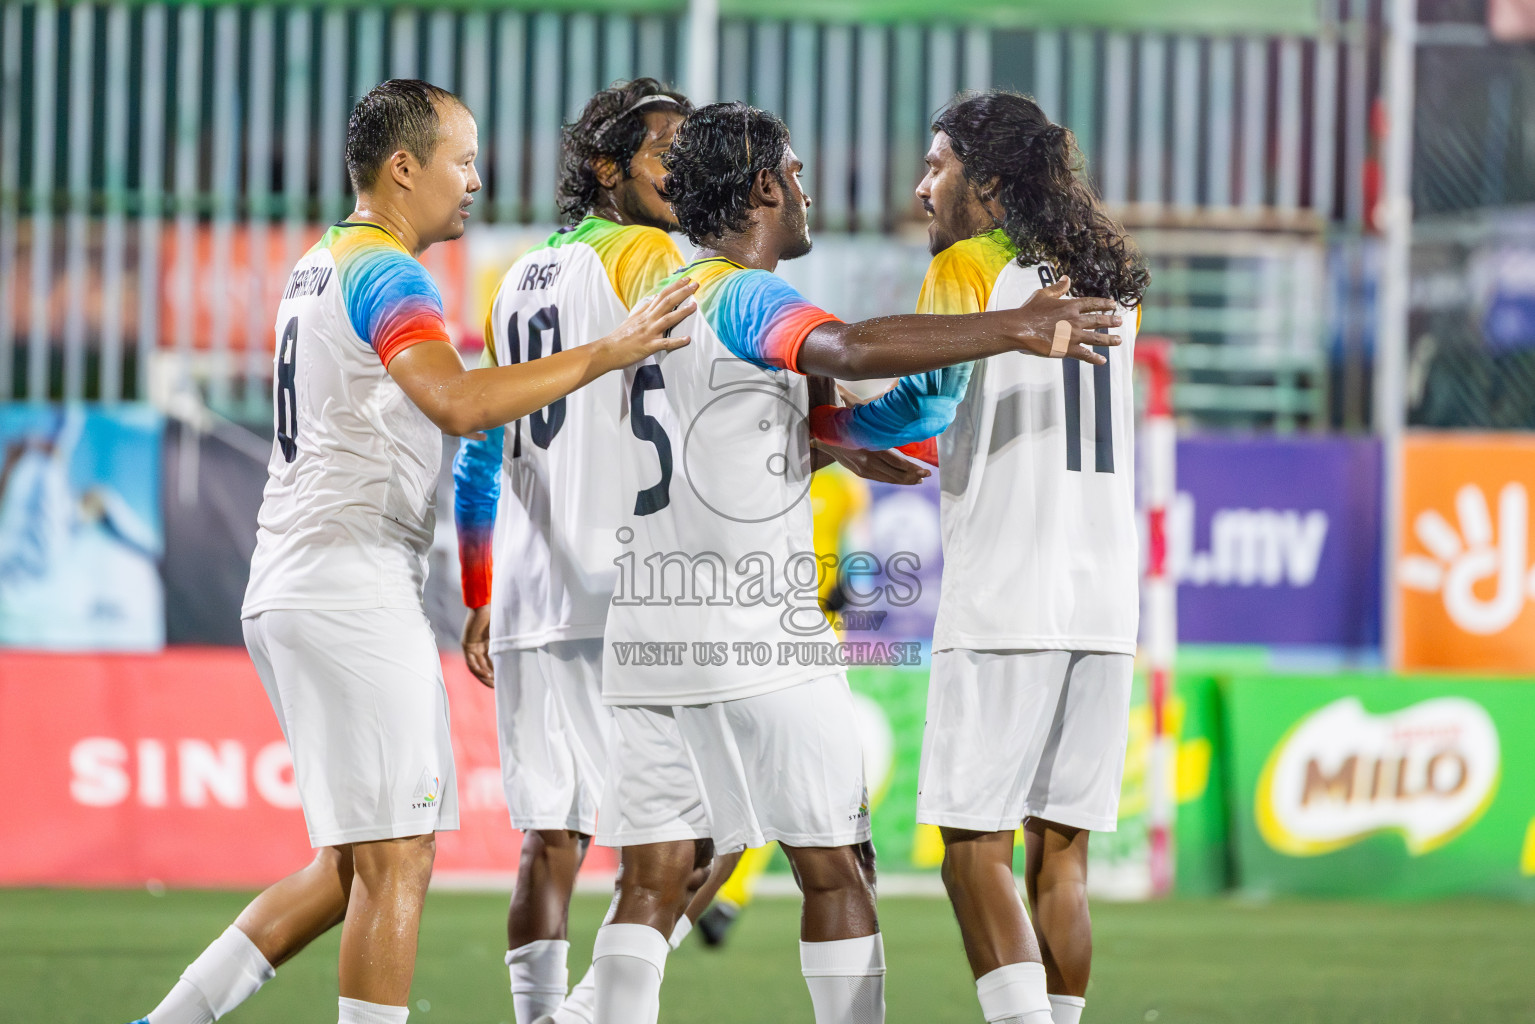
[
  {"x1": 909, "y1": 93, "x2": 1150, "y2": 1024},
  {"x1": 586, "y1": 102, "x2": 1121, "y2": 1024},
  {"x1": 452, "y1": 80, "x2": 744, "y2": 1024}
]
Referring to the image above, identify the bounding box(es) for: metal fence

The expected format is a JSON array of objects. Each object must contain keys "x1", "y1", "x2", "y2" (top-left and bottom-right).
[{"x1": 0, "y1": 0, "x2": 1383, "y2": 426}]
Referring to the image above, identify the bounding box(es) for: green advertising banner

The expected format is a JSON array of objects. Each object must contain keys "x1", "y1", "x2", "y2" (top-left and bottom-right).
[{"x1": 1227, "y1": 673, "x2": 1535, "y2": 899}]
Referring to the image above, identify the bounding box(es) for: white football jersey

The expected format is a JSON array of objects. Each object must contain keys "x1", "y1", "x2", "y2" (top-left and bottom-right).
[
  {"x1": 601, "y1": 257, "x2": 841, "y2": 706},
  {"x1": 472, "y1": 218, "x2": 684, "y2": 651},
  {"x1": 928, "y1": 232, "x2": 1140, "y2": 654},
  {"x1": 243, "y1": 222, "x2": 450, "y2": 617}
]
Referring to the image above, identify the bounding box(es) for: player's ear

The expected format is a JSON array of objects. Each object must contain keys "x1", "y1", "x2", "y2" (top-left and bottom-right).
[
  {"x1": 387, "y1": 149, "x2": 415, "y2": 192},
  {"x1": 752, "y1": 167, "x2": 783, "y2": 209},
  {"x1": 591, "y1": 155, "x2": 622, "y2": 190}
]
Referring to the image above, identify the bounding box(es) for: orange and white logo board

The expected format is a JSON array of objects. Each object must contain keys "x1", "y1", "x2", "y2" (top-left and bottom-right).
[{"x1": 1398, "y1": 433, "x2": 1535, "y2": 673}]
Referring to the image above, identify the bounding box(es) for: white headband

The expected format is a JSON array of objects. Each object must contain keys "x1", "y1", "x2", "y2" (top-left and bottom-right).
[{"x1": 595, "y1": 94, "x2": 681, "y2": 140}]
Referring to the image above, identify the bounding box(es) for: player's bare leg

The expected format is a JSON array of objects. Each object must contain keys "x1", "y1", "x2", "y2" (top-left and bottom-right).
[
  {"x1": 940, "y1": 827, "x2": 1052, "y2": 1024},
  {"x1": 1023, "y1": 819, "x2": 1092, "y2": 1023},
  {"x1": 782, "y1": 840, "x2": 886, "y2": 1024},
  {"x1": 590, "y1": 840, "x2": 707, "y2": 1024},
  {"x1": 131, "y1": 848, "x2": 353, "y2": 1024},
  {"x1": 337, "y1": 833, "x2": 436, "y2": 1009},
  {"x1": 697, "y1": 845, "x2": 769, "y2": 946},
  {"x1": 940, "y1": 828, "x2": 1040, "y2": 976},
  {"x1": 510, "y1": 829, "x2": 591, "y2": 946},
  {"x1": 680, "y1": 848, "x2": 740, "y2": 926},
  {"x1": 236, "y1": 846, "x2": 355, "y2": 965},
  {"x1": 507, "y1": 829, "x2": 590, "y2": 1023}
]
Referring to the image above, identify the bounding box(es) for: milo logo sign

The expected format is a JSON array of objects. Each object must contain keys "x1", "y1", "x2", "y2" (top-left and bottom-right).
[{"x1": 1256, "y1": 697, "x2": 1500, "y2": 856}]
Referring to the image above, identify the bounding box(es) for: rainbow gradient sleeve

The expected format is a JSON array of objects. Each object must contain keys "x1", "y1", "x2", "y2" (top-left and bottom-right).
[
  {"x1": 452, "y1": 426, "x2": 502, "y2": 609},
  {"x1": 703, "y1": 265, "x2": 840, "y2": 373},
  {"x1": 329, "y1": 224, "x2": 452, "y2": 366}
]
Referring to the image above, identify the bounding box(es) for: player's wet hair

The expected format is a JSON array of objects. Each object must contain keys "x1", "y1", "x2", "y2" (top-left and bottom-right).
[
  {"x1": 661, "y1": 101, "x2": 791, "y2": 245},
  {"x1": 346, "y1": 79, "x2": 464, "y2": 193},
  {"x1": 933, "y1": 91, "x2": 1149, "y2": 307},
  {"x1": 559, "y1": 78, "x2": 692, "y2": 221}
]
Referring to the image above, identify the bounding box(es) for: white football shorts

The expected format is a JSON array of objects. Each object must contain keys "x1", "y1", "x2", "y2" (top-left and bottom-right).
[
  {"x1": 596, "y1": 673, "x2": 872, "y2": 854},
  {"x1": 492, "y1": 638, "x2": 609, "y2": 834},
  {"x1": 917, "y1": 649, "x2": 1133, "y2": 833},
  {"x1": 243, "y1": 607, "x2": 459, "y2": 848}
]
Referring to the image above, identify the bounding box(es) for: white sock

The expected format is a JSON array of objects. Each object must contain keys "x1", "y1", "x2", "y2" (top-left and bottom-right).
[
  {"x1": 976, "y1": 962, "x2": 1053, "y2": 1024},
  {"x1": 667, "y1": 915, "x2": 693, "y2": 950},
  {"x1": 147, "y1": 925, "x2": 276, "y2": 1024},
  {"x1": 548, "y1": 894, "x2": 620, "y2": 1024},
  {"x1": 507, "y1": 939, "x2": 570, "y2": 1024},
  {"x1": 552, "y1": 963, "x2": 597, "y2": 1024},
  {"x1": 1048, "y1": 994, "x2": 1086, "y2": 1024},
  {"x1": 591, "y1": 923, "x2": 669, "y2": 1024},
  {"x1": 799, "y1": 933, "x2": 886, "y2": 1024},
  {"x1": 337, "y1": 996, "x2": 409, "y2": 1024}
]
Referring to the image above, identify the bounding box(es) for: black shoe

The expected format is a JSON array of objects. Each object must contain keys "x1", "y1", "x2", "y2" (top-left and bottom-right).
[{"x1": 696, "y1": 902, "x2": 740, "y2": 948}]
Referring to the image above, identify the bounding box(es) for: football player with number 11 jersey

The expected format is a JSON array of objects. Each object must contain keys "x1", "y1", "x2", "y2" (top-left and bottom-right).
[{"x1": 907, "y1": 92, "x2": 1150, "y2": 1024}]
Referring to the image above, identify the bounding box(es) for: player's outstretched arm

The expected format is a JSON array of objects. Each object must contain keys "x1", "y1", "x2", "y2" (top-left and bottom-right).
[
  {"x1": 388, "y1": 278, "x2": 697, "y2": 436},
  {"x1": 795, "y1": 276, "x2": 1119, "y2": 381}
]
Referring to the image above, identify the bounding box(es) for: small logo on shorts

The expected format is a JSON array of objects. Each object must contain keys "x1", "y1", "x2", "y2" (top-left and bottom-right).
[
  {"x1": 848, "y1": 787, "x2": 870, "y2": 822},
  {"x1": 411, "y1": 769, "x2": 440, "y2": 810}
]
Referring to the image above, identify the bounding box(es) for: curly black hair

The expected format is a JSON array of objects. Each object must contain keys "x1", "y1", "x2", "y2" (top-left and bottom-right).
[
  {"x1": 557, "y1": 78, "x2": 692, "y2": 222},
  {"x1": 660, "y1": 102, "x2": 791, "y2": 245},
  {"x1": 933, "y1": 91, "x2": 1150, "y2": 307}
]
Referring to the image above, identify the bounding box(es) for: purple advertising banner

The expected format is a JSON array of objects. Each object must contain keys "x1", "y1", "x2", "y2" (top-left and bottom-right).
[
  {"x1": 861, "y1": 476, "x2": 943, "y2": 650},
  {"x1": 1172, "y1": 436, "x2": 1382, "y2": 647}
]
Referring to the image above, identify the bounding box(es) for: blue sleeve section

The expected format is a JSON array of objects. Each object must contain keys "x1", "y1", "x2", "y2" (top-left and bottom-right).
[{"x1": 826, "y1": 362, "x2": 974, "y2": 449}]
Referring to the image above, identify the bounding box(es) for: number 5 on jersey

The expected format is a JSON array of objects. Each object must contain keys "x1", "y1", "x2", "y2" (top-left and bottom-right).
[{"x1": 629, "y1": 364, "x2": 672, "y2": 516}]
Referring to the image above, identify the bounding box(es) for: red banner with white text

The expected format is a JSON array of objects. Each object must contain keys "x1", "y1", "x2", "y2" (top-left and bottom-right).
[{"x1": 0, "y1": 648, "x2": 614, "y2": 887}]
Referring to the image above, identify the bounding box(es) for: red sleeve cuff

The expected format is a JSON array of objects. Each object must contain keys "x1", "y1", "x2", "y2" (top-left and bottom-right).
[
  {"x1": 808, "y1": 404, "x2": 842, "y2": 444},
  {"x1": 898, "y1": 438, "x2": 939, "y2": 467},
  {"x1": 782, "y1": 311, "x2": 841, "y2": 375},
  {"x1": 378, "y1": 326, "x2": 452, "y2": 369},
  {"x1": 460, "y1": 563, "x2": 492, "y2": 610}
]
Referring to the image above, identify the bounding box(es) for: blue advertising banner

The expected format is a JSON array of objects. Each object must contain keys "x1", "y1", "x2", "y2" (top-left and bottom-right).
[
  {"x1": 1172, "y1": 436, "x2": 1382, "y2": 648},
  {"x1": 0, "y1": 405, "x2": 165, "y2": 651}
]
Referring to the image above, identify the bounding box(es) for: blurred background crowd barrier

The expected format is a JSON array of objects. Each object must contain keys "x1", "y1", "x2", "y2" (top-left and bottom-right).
[{"x1": 1, "y1": 0, "x2": 1534, "y2": 901}]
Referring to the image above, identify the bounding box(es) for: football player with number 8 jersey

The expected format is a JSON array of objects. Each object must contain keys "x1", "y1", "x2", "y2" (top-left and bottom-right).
[
  {"x1": 903, "y1": 93, "x2": 1150, "y2": 1024},
  {"x1": 586, "y1": 102, "x2": 1122, "y2": 1024},
  {"x1": 127, "y1": 81, "x2": 697, "y2": 1024}
]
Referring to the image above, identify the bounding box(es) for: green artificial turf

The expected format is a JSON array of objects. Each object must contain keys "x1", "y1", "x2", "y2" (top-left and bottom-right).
[{"x1": 3, "y1": 888, "x2": 1532, "y2": 1023}]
